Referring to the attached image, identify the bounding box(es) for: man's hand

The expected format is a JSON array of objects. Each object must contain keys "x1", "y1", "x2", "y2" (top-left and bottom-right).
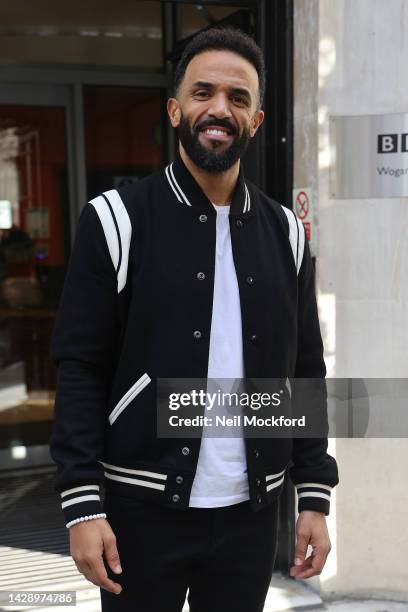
[
  {"x1": 289, "y1": 511, "x2": 331, "y2": 580},
  {"x1": 69, "y1": 518, "x2": 123, "y2": 594}
]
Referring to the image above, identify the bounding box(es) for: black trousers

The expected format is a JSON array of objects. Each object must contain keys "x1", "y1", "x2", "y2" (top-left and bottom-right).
[{"x1": 100, "y1": 493, "x2": 279, "y2": 612}]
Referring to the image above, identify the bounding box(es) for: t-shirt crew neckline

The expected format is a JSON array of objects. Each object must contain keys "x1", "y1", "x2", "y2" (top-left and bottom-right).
[{"x1": 212, "y1": 203, "x2": 230, "y2": 213}]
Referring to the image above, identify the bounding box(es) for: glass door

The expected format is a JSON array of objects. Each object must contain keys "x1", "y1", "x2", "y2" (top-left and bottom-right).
[{"x1": 0, "y1": 84, "x2": 72, "y2": 470}]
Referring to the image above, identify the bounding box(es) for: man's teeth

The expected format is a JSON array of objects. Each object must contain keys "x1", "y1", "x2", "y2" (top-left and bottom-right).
[{"x1": 204, "y1": 128, "x2": 229, "y2": 136}]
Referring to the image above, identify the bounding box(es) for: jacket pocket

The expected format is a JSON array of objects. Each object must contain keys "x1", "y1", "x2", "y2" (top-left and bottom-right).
[{"x1": 108, "y1": 373, "x2": 151, "y2": 425}]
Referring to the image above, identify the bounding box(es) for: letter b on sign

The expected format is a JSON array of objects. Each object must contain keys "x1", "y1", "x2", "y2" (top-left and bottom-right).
[{"x1": 378, "y1": 134, "x2": 398, "y2": 153}]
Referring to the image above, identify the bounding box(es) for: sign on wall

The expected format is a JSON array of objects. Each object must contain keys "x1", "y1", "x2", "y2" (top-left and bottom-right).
[
  {"x1": 293, "y1": 187, "x2": 314, "y2": 253},
  {"x1": 330, "y1": 113, "x2": 408, "y2": 198}
]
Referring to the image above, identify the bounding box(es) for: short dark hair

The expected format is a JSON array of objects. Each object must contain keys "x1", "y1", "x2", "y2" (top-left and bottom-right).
[{"x1": 173, "y1": 26, "x2": 266, "y2": 109}]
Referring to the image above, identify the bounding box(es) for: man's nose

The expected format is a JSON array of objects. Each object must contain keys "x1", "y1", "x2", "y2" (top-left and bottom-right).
[{"x1": 207, "y1": 93, "x2": 232, "y2": 119}]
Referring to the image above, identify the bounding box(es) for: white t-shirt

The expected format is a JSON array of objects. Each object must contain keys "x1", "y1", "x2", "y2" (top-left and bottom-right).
[{"x1": 189, "y1": 203, "x2": 250, "y2": 507}]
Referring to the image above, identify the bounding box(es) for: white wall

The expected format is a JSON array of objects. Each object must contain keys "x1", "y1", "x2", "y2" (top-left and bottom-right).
[
  {"x1": 319, "y1": 0, "x2": 408, "y2": 379},
  {"x1": 294, "y1": 0, "x2": 408, "y2": 601}
]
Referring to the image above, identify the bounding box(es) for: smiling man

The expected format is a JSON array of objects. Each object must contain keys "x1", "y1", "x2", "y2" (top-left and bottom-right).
[
  {"x1": 50, "y1": 26, "x2": 339, "y2": 612},
  {"x1": 174, "y1": 55, "x2": 257, "y2": 174}
]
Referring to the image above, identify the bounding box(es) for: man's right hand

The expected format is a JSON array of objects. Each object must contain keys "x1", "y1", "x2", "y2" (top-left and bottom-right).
[{"x1": 69, "y1": 518, "x2": 123, "y2": 595}]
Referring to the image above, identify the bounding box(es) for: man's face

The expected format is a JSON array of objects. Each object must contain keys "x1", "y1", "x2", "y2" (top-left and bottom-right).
[{"x1": 167, "y1": 50, "x2": 264, "y2": 173}]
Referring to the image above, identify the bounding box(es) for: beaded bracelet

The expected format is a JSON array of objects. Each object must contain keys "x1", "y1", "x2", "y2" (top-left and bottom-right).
[{"x1": 66, "y1": 513, "x2": 107, "y2": 529}]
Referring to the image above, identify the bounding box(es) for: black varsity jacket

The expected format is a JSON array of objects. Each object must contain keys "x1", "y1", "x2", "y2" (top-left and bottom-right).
[{"x1": 49, "y1": 150, "x2": 339, "y2": 528}]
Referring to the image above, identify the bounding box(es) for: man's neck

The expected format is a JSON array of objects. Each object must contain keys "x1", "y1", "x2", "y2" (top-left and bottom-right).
[{"x1": 179, "y1": 144, "x2": 239, "y2": 206}]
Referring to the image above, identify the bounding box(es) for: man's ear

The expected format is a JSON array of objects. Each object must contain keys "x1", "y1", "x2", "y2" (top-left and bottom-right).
[
  {"x1": 167, "y1": 98, "x2": 181, "y2": 128},
  {"x1": 249, "y1": 109, "x2": 265, "y2": 138}
]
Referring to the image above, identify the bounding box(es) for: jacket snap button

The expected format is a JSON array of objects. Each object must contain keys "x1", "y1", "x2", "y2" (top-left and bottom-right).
[
  {"x1": 182, "y1": 446, "x2": 190, "y2": 456},
  {"x1": 199, "y1": 214, "x2": 207, "y2": 222},
  {"x1": 254, "y1": 449, "x2": 259, "y2": 458},
  {"x1": 256, "y1": 477, "x2": 261, "y2": 486},
  {"x1": 172, "y1": 494, "x2": 180, "y2": 503},
  {"x1": 197, "y1": 272, "x2": 206, "y2": 280},
  {"x1": 193, "y1": 330, "x2": 202, "y2": 340},
  {"x1": 235, "y1": 219, "x2": 243, "y2": 228},
  {"x1": 176, "y1": 475, "x2": 183, "y2": 484},
  {"x1": 246, "y1": 275, "x2": 254, "y2": 285},
  {"x1": 250, "y1": 334, "x2": 257, "y2": 343},
  {"x1": 257, "y1": 495, "x2": 262, "y2": 504}
]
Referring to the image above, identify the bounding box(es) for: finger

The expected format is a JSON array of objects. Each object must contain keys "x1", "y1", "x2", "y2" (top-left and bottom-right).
[
  {"x1": 289, "y1": 555, "x2": 313, "y2": 577},
  {"x1": 103, "y1": 532, "x2": 122, "y2": 575},
  {"x1": 76, "y1": 560, "x2": 101, "y2": 586},
  {"x1": 311, "y1": 546, "x2": 326, "y2": 573},
  {"x1": 294, "y1": 548, "x2": 327, "y2": 580},
  {"x1": 74, "y1": 559, "x2": 89, "y2": 578},
  {"x1": 294, "y1": 532, "x2": 310, "y2": 566},
  {"x1": 290, "y1": 555, "x2": 313, "y2": 571},
  {"x1": 88, "y1": 557, "x2": 123, "y2": 594},
  {"x1": 292, "y1": 564, "x2": 319, "y2": 580}
]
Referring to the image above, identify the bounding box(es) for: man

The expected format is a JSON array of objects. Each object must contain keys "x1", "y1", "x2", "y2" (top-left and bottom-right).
[{"x1": 50, "y1": 27, "x2": 338, "y2": 612}]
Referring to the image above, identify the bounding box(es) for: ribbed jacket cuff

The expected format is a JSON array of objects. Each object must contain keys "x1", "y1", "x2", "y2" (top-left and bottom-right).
[
  {"x1": 295, "y1": 482, "x2": 332, "y2": 515},
  {"x1": 60, "y1": 484, "x2": 103, "y2": 526}
]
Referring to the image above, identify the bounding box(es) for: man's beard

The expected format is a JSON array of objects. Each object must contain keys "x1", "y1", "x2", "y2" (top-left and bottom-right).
[{"x1": 177, "y1": 112, "x2": 250, "y2": 173}]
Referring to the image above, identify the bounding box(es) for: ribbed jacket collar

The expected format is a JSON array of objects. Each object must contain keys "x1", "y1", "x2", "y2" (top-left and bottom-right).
[{"x1": 165, "y1": 149, "x2": 254, "y2": 218}]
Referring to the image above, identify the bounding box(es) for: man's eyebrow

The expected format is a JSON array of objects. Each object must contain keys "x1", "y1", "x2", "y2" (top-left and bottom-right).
[
  {"x1": 190, "y1": 81, "x2": 252, "y2": 99},
  {"x1": 230, "y1": 87, "x2": 252, "y2": 100},
  {"x1": 190, "y1": 81, "x2": 213, "y2": 90}
]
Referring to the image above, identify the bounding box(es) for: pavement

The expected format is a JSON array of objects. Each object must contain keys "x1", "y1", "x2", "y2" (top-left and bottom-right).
[
  {"x1": 258, "y1": 574, "x2": 408, "y2": 612},
  {"x1": 186, "y1": 573, "x2": 408, "y2": 612},
  {"x1": 322, "y1": 602, "x2": 408, "y2": 611}
]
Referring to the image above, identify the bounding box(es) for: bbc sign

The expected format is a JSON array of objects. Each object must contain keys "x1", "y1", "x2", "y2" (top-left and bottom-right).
[
  {"x1": 330, "y1": 113, "x2": 408, "y2": 198},
  {"x1": 378, "y1": 134, "x2": 408, "y2": 154}
]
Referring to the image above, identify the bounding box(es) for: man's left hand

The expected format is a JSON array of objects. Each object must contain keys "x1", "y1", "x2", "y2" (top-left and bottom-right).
[{"x1": 289, "y1": 510, "x2": 332, "y2": 580}]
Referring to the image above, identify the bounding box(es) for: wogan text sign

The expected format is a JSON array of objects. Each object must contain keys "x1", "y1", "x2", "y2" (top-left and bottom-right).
[{"x1": 330, "y1": 113, "x2": 408, "y2": 198}]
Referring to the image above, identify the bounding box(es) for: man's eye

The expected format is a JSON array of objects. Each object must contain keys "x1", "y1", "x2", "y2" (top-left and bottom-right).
[
  {"x1": 232, "y1": 96, "x2": 247, "y2": 105},
  {"x1": 194, "y1": 91, "x2": 209, "y2": 97}
]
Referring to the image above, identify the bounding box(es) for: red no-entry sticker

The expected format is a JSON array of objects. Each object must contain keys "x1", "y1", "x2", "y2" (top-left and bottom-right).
[{"x1": 295, "y1": 191, "x2": 310, "y2": 220}]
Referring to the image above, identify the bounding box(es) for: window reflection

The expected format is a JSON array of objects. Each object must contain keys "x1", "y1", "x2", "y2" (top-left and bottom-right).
[{"x1": 0, "y1": 106, "x2": 69, "y2": 456}]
